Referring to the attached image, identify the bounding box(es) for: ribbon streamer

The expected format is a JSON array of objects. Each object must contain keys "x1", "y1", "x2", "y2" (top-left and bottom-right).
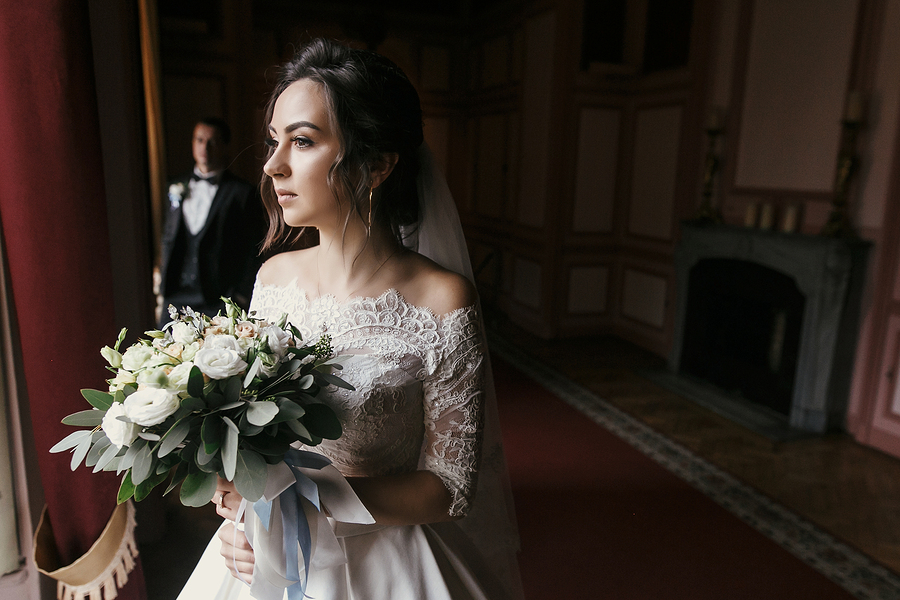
[{"x1": 244, "y1": 449, "x2": 374, "y2": 600}]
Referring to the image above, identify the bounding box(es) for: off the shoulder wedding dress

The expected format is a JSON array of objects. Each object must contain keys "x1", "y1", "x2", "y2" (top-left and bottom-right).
[{"x1": 177, "y1": 281, "x2": 522, "y2": 600}]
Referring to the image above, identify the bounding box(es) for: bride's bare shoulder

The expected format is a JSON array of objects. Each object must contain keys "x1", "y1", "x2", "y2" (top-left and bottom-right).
[
  {"x1": 397, "y1": 252, "x2": 477, "y2": 317},
  {"x1": 256, "y1": 247, "x2": 316, "y2": 287}
]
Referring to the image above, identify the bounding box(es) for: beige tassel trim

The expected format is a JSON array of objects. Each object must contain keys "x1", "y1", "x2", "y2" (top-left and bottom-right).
[{"x1": 33, "y1": 501, "x2": 139, "y2": 600}]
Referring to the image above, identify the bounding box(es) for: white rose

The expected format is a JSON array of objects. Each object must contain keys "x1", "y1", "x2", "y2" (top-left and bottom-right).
[
  {"x1": 136, "y1": 366, "x2": 170, "y2": 388},
  {"x1": 235, "y1": 321, "x2": 258, "y2": 338},
  {"x1": 205, "y1": 316, "x2": 233, "y2": 337},
  {"x1": 166, "y1": 362, "x2": 193, "y2": 393},
  {"x1": 121, "y1": 345, "x2": 157, "y2": 372},
  {"x1": 171, "y1": 322, "x2": 198, "y2": 345},
  {"x1": 261, "y1": 325, "x2": 292, "y2": 357},
  {"x1": 204, "y1": 334, "x2": 242, "y2": 353},
  {"x1": 108, "y1": 369, "x2": 136, "y2": 393},
  {"x1": 124, "y1": 388, "x2": 180, "y2": 426},
  {"x1": 193, "y1": 347, "x2": 247, "y2": 380},
  {"x1": 102, "y1": 402, "x2": 139, "y2": 449}
]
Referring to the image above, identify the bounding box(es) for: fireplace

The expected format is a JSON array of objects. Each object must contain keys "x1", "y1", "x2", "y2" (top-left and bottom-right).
[{"x1": 670, "y1": 224, "x2": 869, "y2": 433}]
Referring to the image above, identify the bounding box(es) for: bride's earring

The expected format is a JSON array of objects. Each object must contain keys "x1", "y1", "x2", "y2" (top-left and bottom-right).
[{"x1": 368, "y1": 186, "x2": 374, "y2": 229}]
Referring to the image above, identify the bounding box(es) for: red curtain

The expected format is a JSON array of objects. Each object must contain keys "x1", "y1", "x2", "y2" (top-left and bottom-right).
[{"x1": 0, "y1": 1, "x2": 145, "y2": 597}]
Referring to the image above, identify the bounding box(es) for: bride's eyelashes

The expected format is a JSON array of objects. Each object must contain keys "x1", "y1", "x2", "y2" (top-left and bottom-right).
[{"x1": 264, "y1": 136, "x2": 314, "y2": 150}]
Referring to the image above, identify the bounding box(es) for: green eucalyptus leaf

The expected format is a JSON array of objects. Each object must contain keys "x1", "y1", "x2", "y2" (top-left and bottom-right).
[
  {"x1": 223, "y1": 376, "x2": 242, "y2": 403},
  {"x1": 138, "y1": 431, "x2": 161, "y2": 441},
  {"x1": 272, "y1": 399, "x2": 305, "y2": 422},
  {"x1": 85, "y1": 436, "x2": 112, "y2": 467},
  {"x1": 50, "y1": 430, "x2": 92, "y2": 453},
  {"x1": 131, "y1": 443, "x2": 155, "y2": 485},
  {"x1": 164, "y1": 463, "x2": 189, "y2": 496},
  {"x1": 215, "y1": 401, "x2": 244, "y2": 411},
  {"x1": 297, "y1": 374, "x2": 314, "y2": 390},
  {"x1": 232, "y1": 450, "x2": 267, "y2": 502},
  {"x1": 122, "y1": 384, "x2": 138, "y2": 397},
  {"x1": 158, "y1": 418, "x2": 192, "y2": 458},
  {"x1": 180, "y1": 397, "x2": 206, "y2": 412},
  {"x1": 206, "y1": 392, "x2": 226, "y2": 409},
  {"x1": 302, "y1": 403, "x2": 343, "y2": 440},
  {"x1": 81, "y1": 389, "x2": 114, "y2": 411},
  {"x1": 313, "y1": 370, "x2": 355, "y2": 391},
  {"x1": 119, "y1": 438, "x2": 146, "y2": 474},
  {"x1": 70, "y1": 434, "x2": 93, "y2": 471},
  {"x1": 62, "y1": 410, "x2": 104, "y2": 427},
  {"x1": 196, "y1": 441, "x2": 218, "y2": 466},
  {"x1": 134, "y1": 471, "x2": 168, "y2": 502},
  {"x1": 246, "y1": 401, "x2": 279, "y2": 426},
  {"x1": 180, "y1": 470, "x2": 218, "y2": 507},
  {"x1": 117, "y1": 471, "x2": 135, "y2": 504},
  {"x1": 93, "y1": 442, "x2": 122, "y2": 473},
  {"x1": 188, "y1": 366, "x2": 205, "y2": 398},
  {"x1": 286, "y1": 418, "x2": 311, "y2": 441},
  {"x1": 113, "y1": 389, "x2": 126, "y2": 405},
  {"x1": 243, "y1": 356, "x2": 262, "y2": 388},
  {"x1": 221, "y1": 418, "x2": 239, "y2": 481},
  {"x1": 201, "y1": 416, "x2": 223, "y2": 454},
  {"x1": 238, "y1": 413, "x2": 264, "y2": 436}
]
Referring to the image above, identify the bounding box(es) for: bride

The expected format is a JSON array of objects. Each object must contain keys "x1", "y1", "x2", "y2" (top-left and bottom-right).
[{"x1": 177, "y1": 38, "x2": 523, "y2": 600}]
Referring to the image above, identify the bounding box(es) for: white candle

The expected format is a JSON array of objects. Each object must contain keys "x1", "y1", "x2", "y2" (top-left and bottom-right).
[
  {"x1": 758, "y1": 203, "x2": 775, "y2": 230},
  {"x1": 744, "y1": 203, "x2": 759, "y2": 228}
]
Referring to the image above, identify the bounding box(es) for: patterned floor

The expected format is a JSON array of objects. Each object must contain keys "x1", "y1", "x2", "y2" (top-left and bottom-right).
[{"x1": 491, "y1": 336, "x2": 900, "y2": 600}]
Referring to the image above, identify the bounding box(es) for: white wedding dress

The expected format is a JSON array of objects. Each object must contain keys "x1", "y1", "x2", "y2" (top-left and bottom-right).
[{"x1": 177, "y1": 280, "x2": 521, "y2": 600}]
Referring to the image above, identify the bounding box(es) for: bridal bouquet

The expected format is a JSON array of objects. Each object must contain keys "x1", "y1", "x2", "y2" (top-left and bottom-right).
[{"x1": 51, "y1": 298, "x2": 351, "y2": 508}]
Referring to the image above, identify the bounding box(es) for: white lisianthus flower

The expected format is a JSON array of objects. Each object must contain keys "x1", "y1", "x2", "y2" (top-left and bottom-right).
[
  {"x1": 121, "y1": 345, "x2": 157, "y2": 372},
  {"x1": 171, "y1": 322, "x2": 198, "y2": 345},
  {"x1": 261, "y1": 325, "x2": 292, "y2": 357},
  {"x1": 124, "y1": 387, "x2": 180, "y2": 426},
  {"x1": 100, "y1": 346, "x2": 123, "y2": 369},
  {"x1": 193, "y1": 347, "x2": 247, "y2": 380},
  {"x1": 102, "y1": 402, "x2": 139, "y2": 448},
  {"x1": 181, "y1": 341, "x2": 201, "y2": 362},
  {"x1": 108, "y1": 369, "x2": 136, "y2": 393},
  {"x1": 167, "y1": 362, "x2": 193, "y2": 393},
  {"x1": 136, "y1": 365, "x2": 169, "y2": 388}
]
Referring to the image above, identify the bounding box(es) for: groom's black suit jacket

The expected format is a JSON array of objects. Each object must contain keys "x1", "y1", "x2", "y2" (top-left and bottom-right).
[{"x1": 159, "y1": 170, "x2": 265, "y2": 312}]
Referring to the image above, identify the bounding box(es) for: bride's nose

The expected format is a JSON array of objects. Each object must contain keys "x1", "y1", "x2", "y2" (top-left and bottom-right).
[{"x1": 264, "y1": 146, "x2": 289, "y2": 178}]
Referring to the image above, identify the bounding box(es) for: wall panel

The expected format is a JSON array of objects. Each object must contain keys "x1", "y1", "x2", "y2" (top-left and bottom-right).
[
  {"x1": 628, "y1": 106, "x2": 681, "y2": 240},
  {"x1": 573, "y1": 107, "x2": 620, "y2": 233}
]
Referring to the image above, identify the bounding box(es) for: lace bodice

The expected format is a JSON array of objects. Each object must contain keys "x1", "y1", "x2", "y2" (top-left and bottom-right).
[{"x1": 250, "y1": 281, "x2": 485, "y2": 517}]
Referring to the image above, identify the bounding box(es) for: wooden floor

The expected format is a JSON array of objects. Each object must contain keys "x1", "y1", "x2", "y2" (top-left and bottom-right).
[{"x1": 493, "y1": 325, "x2": 900, "y2": 576}]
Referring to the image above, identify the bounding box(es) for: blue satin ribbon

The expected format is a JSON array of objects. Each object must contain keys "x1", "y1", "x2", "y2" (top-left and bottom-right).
[{"x1": 252, "y1": 449, "x2": 333, "y2": 599}]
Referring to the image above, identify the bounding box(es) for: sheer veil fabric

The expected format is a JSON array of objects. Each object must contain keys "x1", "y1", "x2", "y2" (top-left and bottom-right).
[{"x1": 403, "y1": 145, "x2": 524, "y2": 599}]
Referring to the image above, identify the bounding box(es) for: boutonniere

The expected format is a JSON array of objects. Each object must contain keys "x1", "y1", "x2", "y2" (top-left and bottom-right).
[{"x1": 168, "y1": 183, "x2": 185, "y2": 208}]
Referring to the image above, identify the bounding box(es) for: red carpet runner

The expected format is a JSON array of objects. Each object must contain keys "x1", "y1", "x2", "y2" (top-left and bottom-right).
[{"x1": 492, "y1": 356, "x2": 856, "y2": 600}]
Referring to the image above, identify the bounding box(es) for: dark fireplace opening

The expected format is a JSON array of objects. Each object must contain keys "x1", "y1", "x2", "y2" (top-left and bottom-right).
[{"x1": 680, "y1": 258, "x2": 805, "y2": 416}]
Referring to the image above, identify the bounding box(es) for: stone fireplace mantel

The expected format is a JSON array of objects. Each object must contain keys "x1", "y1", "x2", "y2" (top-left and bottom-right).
[{"x1": 670, "y1": 223, "x2": 870, "y2": 433}]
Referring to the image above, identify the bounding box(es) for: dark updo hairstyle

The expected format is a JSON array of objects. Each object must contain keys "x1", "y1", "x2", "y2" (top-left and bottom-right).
[{"x1": 259, "y1": 38, "x2": 424, "y2": 254}]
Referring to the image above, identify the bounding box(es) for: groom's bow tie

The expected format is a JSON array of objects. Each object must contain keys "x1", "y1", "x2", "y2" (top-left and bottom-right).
[{"x1": 190, "y1": 172, "x2": 220, "y2": 185}]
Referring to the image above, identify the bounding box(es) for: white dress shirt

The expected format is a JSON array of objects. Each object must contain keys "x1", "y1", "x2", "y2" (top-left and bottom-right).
[{"x1": 183, "y1": 168, "x2": 221, "y2": 235}]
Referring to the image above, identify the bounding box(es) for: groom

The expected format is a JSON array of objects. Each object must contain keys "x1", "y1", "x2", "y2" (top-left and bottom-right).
[{"x1": 157, "y1": 117, "x2": 264, "y2": 327}]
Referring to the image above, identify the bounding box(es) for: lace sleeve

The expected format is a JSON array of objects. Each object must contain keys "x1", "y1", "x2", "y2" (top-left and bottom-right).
[{"x1": 422, "y1": 308, "x2": 485, "y2": 517}]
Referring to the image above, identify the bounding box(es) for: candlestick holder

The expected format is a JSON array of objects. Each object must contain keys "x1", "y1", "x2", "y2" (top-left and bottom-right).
[
  {"x1": 691, "y1": 125, "x2": 724, "y2": 224},
  {"x1": 821, "y1": 118, "x2": 861, "y2": 238}
]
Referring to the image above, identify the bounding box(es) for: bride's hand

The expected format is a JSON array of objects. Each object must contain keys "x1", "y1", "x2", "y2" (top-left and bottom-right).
[
  {"x1": 218, "y1": 522, "x2": 255, "y2": 584},
  {"x1": 214, "y1": 477, "x2": 244, "y2": 521}
]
